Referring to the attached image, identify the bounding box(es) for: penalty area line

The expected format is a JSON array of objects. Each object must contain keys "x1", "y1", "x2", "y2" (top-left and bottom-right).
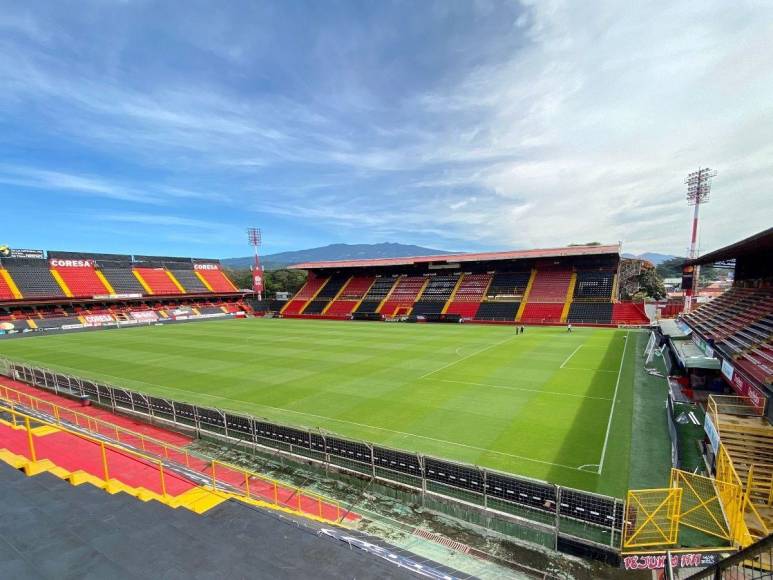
[
  {"x1": 559, "y1": 345, "x2": 582, "y2": 368},
  {"x1": 419, "y1": 334, "x2": 518, "y2": 380},
  {"x1": 597, "y1": 330, "x2": 629, "y2": 475}
]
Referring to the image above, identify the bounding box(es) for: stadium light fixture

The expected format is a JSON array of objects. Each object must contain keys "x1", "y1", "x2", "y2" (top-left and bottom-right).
[
  {"x1": 247, "y1": 227, "x2": 264, "y2": 300},
  {"x1": 683, "y1": 168, "x2": 717, "y2": 313}
]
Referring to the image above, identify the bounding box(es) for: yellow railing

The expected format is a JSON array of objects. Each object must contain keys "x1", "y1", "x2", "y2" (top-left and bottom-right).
[
  {"x1": 0, "y1": 385, "x2": 343, "y2": 522},
  {"x1": 2, "y1": 405, "x2": 177, "y2": 500}
]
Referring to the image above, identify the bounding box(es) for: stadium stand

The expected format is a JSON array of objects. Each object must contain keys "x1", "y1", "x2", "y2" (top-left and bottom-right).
[
  {"x1": 0, "y1": 249, "x2": 246, "y2": 334},
  {"x1": 567, "y1": 302, "x2": 613, "y2": 324},
  {"x1": 611, "y1": 302, "x2": 649, "y2": 325},
  {"x1": 99, "y1": 264, "x2": 147, "y2": 294},
  {"x1": 353, "y1": 276, "x2": 397, "y2": 314},
  {"x1": 281, "y1": 273, "x2": 328, "y2": 315},
  {"x1": 1, "y1": 258, "x2": 65, "y2": 299},
  {"x1": 573, "y1": 270, "x2": 615, "y2": 301},
  {"x1": 302, "y1": 274, "x2": 349, "y2": 314},
  {"x1": 519, "y1": 302, "x2": 565, "y2": 324},
  {"x1": 287, "y1": 245, "x2": 650, "y2": 326},
  {"x1": 444, "y1": 273, "x2": 490, "y2": 318},
  {"x1": 524, "y1": 267, "x2": 572, "y2": 302},
  {"x1": 133, "y1": 267, "x2": 184, "y2": 295},
  {"x1": 324, "y1": 275, "x2": 375, "y2": 316},
  {"x1": 0, "y1": 268, "x2": 20, "y2": 300},
  {"x1": 167, "y1": 264, "x2": 210, "y2": 294},
  {"x1": 193, "y1": 262, "x2": 238, "y2": 292},
  {"x1": 410, "y1": 274, "x2": 459, "y2": 317},
  {"x1": 378, "y1": 276, "x2": 427, "y2": 316},
  {"x1": 49, "y1": 263, "x2": 111, "y2": 298}
]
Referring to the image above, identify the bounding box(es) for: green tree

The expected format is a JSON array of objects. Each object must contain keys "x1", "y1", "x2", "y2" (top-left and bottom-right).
[
  {"x1": 634, "y1": 267, "x2": 666, "y2": 300},
  {"x1": 656, "y1": 257, "x2": 722, "y2": 285},
  {"x1": 225, "y1": 268, "x2": 307, "y2": 296}
]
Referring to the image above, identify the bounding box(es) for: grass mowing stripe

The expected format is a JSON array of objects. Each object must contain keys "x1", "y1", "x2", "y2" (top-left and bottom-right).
[
  {"x1": 0, "y1": 319, "x2": 639, "y2": 493},
  {"x1": 418, "y1": 333, "x2": 519, "y2": 379},
  {"x1": 436, "y1": 379, "x2": 612, "y2": 400}
]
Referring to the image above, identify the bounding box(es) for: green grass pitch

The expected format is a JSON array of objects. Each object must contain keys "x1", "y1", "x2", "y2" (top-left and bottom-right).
[{"x1": 0, "y1": 318, "x2": 639, "y2": 496}]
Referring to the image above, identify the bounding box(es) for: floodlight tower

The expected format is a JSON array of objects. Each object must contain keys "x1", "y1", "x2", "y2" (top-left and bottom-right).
[
  {"x1": 683, "y1": 168, "x2": 717, "y2": 312},
  {"x1": 247, "y1": 227, "x2": 264, "y2": 301}
]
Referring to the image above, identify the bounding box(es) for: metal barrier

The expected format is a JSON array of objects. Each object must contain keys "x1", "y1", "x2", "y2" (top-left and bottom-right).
[
  {"x1": 0, "y1": 385, "x2": 342, "y2": 523},
  {"x1": 1, "y1": 357, "x2": 624, "y2": 552},
  {"x1": 623, "y1": 487, "x2": 682, "y2": 548},
  {"x1": 683, "y1": 533, "x2": 773, "y2": 579}
]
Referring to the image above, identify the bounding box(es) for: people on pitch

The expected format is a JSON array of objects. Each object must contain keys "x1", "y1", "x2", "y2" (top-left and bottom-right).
[{"x1": 567, "y1": 323, "x2": 573, "y2": 333}]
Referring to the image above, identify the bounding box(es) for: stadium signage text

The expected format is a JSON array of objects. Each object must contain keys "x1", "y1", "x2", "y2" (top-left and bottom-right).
[
  {"x1": 194, "y1": 263, "x2": 220, "y2": 270},
  {"x1": 49, "y1": 258, "x2": 95, "y2": 268},
  {"x1": 92, "y1": 293, "x2": 142, "y2": 300},
  {"x1": 622, "y1": 552, "x2": 720, "y2": 570},
  {"x1": 721, "y1": 358, "x2": 765, "y2": 411},
  {"x1": 0, "y1": 247, "x2": 45, "y2": 259}
]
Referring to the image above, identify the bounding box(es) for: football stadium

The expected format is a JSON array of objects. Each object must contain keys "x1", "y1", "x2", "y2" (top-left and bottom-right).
[
  {"x1": 1, "y1": 227, "x2": 771, "y2": 578},
  {"x1": 2, "y1": 3, "x2": 772, "y2": 579}
]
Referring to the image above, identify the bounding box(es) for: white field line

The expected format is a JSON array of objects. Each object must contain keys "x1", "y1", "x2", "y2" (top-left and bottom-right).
[
  {"x1": 597, "y1": 331, "x2": 630, "y2": 475},
  {"x1": 437, "y1": 379, "x2": 612, "y2": 401},
  {"x1": 561, "y1": 367, "x2": 617, "y2": 374},
  {"x1": 560, "y1": 345, "x2": 583, "y2": 368},
  {"x1": 419, "y1": 334, "x2": 518, "y2": 380}
]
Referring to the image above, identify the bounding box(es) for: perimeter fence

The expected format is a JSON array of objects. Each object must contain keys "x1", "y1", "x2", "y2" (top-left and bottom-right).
[{"x1": 0, "y1": 357, "x2": 624, "y2": 557}]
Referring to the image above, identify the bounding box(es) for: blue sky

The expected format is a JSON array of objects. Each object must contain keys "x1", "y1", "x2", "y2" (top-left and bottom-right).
[{"x1": 1, "y1": 1, "x2": 771, "y2": 259}]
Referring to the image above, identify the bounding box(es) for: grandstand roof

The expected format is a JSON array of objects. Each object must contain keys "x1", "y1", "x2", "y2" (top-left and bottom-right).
[
  {"x1": 685, "y1": 227, "x2": 773, "y2": 266},
  {"x1": 289, "y1": 243, "x2": 620, "y2": 270}
]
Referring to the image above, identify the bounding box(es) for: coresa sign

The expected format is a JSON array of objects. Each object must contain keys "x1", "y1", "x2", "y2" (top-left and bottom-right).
[
  {"x1": 49, "y1": 258, "x2": 95, "y2": 268},
  {"x1": 194, "y1": 263, "x2": 220, "y2": 270}
]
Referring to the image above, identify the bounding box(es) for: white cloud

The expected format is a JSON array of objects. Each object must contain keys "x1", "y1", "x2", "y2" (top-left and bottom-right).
[{"x1": 0, "y1": 1, "x2": 770, "y2": 255}]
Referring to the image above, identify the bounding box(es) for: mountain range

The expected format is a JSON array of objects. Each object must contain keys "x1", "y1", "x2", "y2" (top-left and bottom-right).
[
  {"x1": 222, "y1": 243, "x2": 677, "y2": 270},
  {"x1": 222, "y1": 243, "x2": 454, "y2": 269},
  {"x1": 621, "y1": 252, "x2": 678, "y2": 265}
]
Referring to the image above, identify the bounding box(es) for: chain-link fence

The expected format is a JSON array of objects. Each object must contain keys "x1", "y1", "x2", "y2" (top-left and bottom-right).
[{"x1": 1, "y1": 357, "x2": 624, "y2": 554}]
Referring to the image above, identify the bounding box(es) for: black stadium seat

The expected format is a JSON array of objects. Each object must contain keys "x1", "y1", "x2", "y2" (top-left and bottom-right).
[
  {"x1": 2, "y1": 259, "x2": 65, "y2": 298},
  {"x1": 475, "y1": 301, "x2": 520, "y2": 321}
]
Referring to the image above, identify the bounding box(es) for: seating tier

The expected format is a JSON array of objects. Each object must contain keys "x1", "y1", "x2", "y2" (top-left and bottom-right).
[
  {"x1": 379, "y1": 276, "x2": 426, "y2": 316},
  {"x1": 520, "y1": 303, "x2": 564, "y2": 323},
  {"x1": 611, "y1": 303, "x2": 649, "y2": 324},
  {"x1": 194, "y1": 269, "x2": 237, "y2": 292},
  {"x1": 445, "y1": 274, "x2": 491, "y2": 318},
  {"x1": 573, "y1": 270, "x2": 614, "y2": 302},
  {"x1": 526, "y1": 268, "x2": 572, "y2": 303},
  {"x1": 0, "y1": 270, "x2": 17, "y2": 300},
  {"x1": 475, "y1": 301, "x2": 520, "y2": 321},
  {"x1": 411, "y1": 275, "x2": 458, "y2": 317},
  {"x1": 99, "y1": 268, "x2": 146, "y2": 295},
  {"x1": 134, "y1": 268, "x2": 182, "y2": 295},
  {"x1": 169, "y1": 269, "x2": 210, "y2": 293},
  {"x1": 1, "y1": 263, "x2": 64, "y2": 298},
  {"x1": 567, "y1": 302, "x2": 613, "y2": 324},
  {"x1": 52, "y1": 266, "x2": 110, "y2": 298},
  {"x1": 485, "y1": 272, "x2": 530, "y2": 300}
]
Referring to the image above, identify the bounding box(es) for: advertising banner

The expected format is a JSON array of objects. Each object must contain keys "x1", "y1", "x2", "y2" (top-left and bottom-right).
[
  {"x1": 130, "y1": 311, "x2": 159, "y2": 322},
  {"x1": 194, "y1": 263, "x2": 220, "y2": 271},
  {"x1": 0, "y1": 246, "x2": 45, "y2": 259},
  {"x1": 49, "y1": 258, "x2": 95, "y2": 268},
  {"x1": 84, "y1": 314, "x2": 114, "y2": 324},
  {"x1": 253, "y1": 267, "x2": 264, "y2": 294}
]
